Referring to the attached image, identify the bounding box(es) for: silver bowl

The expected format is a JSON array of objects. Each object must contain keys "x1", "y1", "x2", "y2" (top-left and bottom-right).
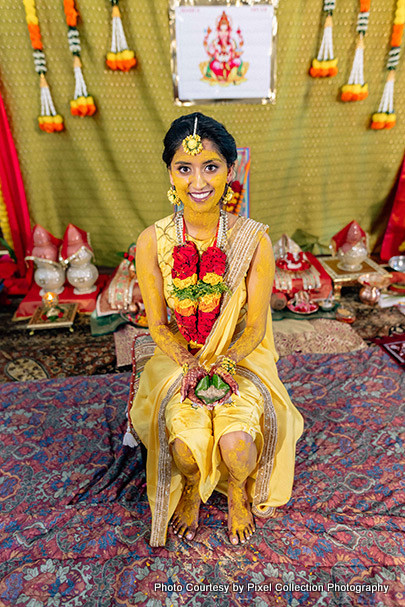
[{"x1": 388, "y1": 256, "x2": 405, "y2": 272}]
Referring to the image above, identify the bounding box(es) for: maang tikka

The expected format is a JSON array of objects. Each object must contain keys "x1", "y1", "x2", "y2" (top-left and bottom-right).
[{"x1": 182, "y1": 117, "x2": 203, "y2": 156}]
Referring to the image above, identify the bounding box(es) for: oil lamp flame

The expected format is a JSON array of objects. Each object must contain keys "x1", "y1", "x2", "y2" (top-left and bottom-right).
[{"x1": 42, "y1": 291, "x2": 58, "y2": 307}]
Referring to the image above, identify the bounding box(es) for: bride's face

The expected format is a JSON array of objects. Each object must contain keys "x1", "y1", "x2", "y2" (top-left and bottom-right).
[{"x1": 169, "y1": 139, "x2": 233, "y2": 214}]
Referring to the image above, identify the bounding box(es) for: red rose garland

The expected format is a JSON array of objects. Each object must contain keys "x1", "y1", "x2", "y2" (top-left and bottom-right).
[{"x1": 172, "y1": 221, "x2": 228, "y2": 346}]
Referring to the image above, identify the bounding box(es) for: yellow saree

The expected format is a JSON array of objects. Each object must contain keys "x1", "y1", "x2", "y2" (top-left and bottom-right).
[{"x1": 130, "y1": 214, "x2": 304, "y2": 547}]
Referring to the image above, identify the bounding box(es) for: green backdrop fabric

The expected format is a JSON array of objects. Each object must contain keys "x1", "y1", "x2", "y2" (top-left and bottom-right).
[{"x1": 0, "y1": 0, "x2": 404, "y2": 266}]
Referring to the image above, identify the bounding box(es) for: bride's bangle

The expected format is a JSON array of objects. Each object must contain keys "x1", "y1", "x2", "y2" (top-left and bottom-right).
[
  {"x1": 216, "y1": 356, "x2": 236, "y2": 376},
  {"x1": 182, "y1": 363, "x2": 189, "y2": 375}
]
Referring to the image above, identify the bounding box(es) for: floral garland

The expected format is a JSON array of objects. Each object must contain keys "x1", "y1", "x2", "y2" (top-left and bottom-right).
[
  {"x1": 0, "y1": 183, "x2": 14, "y2": 250},
  {"x1": 63, "y1": 0, "x2": 96, "y2": 117},
  {"x1": 23, "y1": 0, "x2": 64, "y2": 132},
  {"x1": 106, "y1": 0, "x2": 136, "y2": 71},
  {"x1": 371, "y1": 0, "x2": 405, "y2": 129},
  {"x1": 171, "y1": 212, "x2": 228, "y2": 347},
  {"x1": 310, "y1": 1, "x2": 338, "y2": 78},
  {"x1": 341, "y1": 0, "x2": 370, "y2": 101}
]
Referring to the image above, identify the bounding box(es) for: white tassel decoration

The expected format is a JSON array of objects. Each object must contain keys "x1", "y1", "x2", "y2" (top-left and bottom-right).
[
  {"x1": 40, "y1": 80, "x2": 57, "y2": 117},
  {"x1": 371, "y1": 71, "x2": 396, "y2": 129},
  {"x1": 378, "y1": 76, "x2": 395, "y2": 114},
  {"x1": 310, "y1": 14, "x2": 338, "y2": 77},
  {"x1": 74, "y1": 64, "x2": 88, "y2": 99},
  {"x1": 37, "y1": 74, "x2": 64, "y2": 132},
  {"x1": 123, "y1": 423, "x2": 139, "y2": 448},
  {"x1": 318, "y1": 16, "x2": 335, "y2": 61},
  {"x1": 106, "y1": 4, "x2": 136, "y2": 71},
  {"x1": 341, "y1": 36, "x2": 368, "y2": 101}
]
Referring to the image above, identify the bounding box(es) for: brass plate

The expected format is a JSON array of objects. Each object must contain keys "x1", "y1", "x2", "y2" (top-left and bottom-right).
[{"x1": 317, "y1": 257, "x2": 390, "y2": 285}]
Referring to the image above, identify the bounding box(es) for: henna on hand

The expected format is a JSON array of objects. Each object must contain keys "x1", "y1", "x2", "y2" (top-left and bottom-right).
[
  {"x1": 209, "y1": 366, "x2": 239, "y2": 396},
  {"x1": 187, "y1": 386, "x2": 210, "y2": 409},
  {"x1": 180, "y1": 365, "x2": 208, "y2": 404}
]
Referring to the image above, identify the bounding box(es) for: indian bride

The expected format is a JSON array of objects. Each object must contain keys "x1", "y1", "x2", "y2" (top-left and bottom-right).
[{"x1": 129, "y1": 112, "x2": 303, "y2": 547}]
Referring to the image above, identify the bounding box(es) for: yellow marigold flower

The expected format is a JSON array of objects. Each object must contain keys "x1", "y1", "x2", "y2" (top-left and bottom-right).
[
  {"x1": 173, "y1": 274, "x2": 198, "y2": 289},
  {"x1": 199, "y1": 299, "x2": 220, "y2": 313},
  {"x1": 174, "y1": 297, "x2": 196, "y2": 316},
  {"x1": 199, "y1": 293, "x2": 221, "y2": 312},
  {"x1": 202, "y1": 272, "x2": 223, "y2": 286}
]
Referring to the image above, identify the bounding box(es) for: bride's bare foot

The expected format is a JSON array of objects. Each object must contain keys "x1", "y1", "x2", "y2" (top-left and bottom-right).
[
  {"x1": 227, "y1": 477, "x2": 255, "y2": 545},
  {"x1": 171, "y1": 478, "x2": 201, "y2": 540}
]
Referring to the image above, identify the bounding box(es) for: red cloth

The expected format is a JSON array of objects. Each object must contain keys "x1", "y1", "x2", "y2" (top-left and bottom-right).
[
  {"x1": 0, "y1": 91, "x2": 31, "y2": 277},
  {"x1": 0, "y1": 257, "x2": 31, "y2": 295},
  {"x1": 371, "y1": 334, "x2": 405, "y2": 369},
  {"x1": 381, "y1": 157, "x2": 405, "y2": 261},
  {"x1": 14, "y1": 275, "x2": 109, "y2": 319},
  {"x1": 330, "y1": 221, "x2": 367, "y2": 255}
]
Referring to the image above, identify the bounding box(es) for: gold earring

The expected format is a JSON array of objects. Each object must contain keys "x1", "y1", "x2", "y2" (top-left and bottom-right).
[
  {"x1": 222, "y1": 184, "x2": 234, "y2": 205},
  {"x1": 167, "y1": 186, "x2": 180, "y2": 205}
]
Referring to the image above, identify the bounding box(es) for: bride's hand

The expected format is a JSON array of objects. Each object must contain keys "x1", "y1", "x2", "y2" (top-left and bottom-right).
[
  {"x1": 180, "y1": 364, "x2": 208, "y2": 408},
  {"x1": 208, "y1": 363, "x2": 239, "y2": 408}
]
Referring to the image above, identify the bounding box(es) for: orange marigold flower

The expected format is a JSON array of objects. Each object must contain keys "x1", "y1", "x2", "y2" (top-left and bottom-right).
[
  {"x1": 28, "y1": 24, "x2": 42, "y2": 50},
  {"x1": 341, "y1": 91, "x2": 353, "y2": 102},
  {"x1": 391, "y1": 24, "x2": 404, "y2": 48},
  {"x1": 64, "y1": 0, "x2": 79, "y2": 27}
]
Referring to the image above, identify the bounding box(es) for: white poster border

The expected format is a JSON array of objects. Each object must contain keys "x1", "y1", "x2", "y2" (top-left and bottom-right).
[{"x1": 169, "y1": 0, "x2": 278, "y2": 105}]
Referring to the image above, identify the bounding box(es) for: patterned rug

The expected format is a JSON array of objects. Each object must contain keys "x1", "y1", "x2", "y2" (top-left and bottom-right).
[
  {"x1": 0, "y1": 310, "x2": 117, "y2": 383},
  {"x1": 0, "y1": 347, "x2": 403, "y2": 607},
  {"x1": 340, "y1": 290, "x2": 405, "y2": 343}
]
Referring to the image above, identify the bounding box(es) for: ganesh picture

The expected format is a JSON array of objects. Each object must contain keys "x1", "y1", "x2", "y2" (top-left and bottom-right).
[
  {"x1": 199, "y1": 11, "x2": 249, "y2": 86},
  {"x1": 173, "y1": 4, "x2": 274, "y2": 102}
]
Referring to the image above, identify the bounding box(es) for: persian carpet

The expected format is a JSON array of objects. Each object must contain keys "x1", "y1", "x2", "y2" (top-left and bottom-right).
[
  {"x1": 338, "y1": 291, "x2": 405, "y2": 344},
  {"x1": 0, "y1": 312, "x2": 117, "y2": 383},
  {"x1": 0, "y1": 347, "x2": 404, "y2": 607}
]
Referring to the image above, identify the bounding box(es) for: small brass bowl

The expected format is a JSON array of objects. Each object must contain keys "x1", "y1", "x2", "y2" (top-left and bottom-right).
[{"x1": 357, "y1": 273, "x2": 392, "y2": 289}]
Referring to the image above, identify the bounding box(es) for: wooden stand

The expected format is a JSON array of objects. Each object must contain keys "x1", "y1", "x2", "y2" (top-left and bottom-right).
[{"x1": 27, "y1": 303, "x2": 78, "y2": 334}]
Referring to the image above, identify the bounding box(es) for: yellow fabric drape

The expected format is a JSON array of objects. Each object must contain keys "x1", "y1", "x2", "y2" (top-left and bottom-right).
[{"x1": 0, "y1": 0, "x2": 403, "y2": 265}]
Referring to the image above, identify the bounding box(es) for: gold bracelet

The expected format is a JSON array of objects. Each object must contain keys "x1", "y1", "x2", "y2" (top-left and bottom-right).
[
  {"x1": 217, "y1": 356, "x2": 236, "y2": 376},
  {"x1": 182, "y1": 363, "x2": 189, "y2": 375}
]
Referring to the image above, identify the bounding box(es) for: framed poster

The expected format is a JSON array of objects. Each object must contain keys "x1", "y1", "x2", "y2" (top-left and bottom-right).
[{"x1": 169, "y1": 0, "x2": 278, "y2": 105}]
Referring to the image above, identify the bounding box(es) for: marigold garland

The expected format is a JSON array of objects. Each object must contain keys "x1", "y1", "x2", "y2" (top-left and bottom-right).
[
  {"x1": 22, "y1": 0, "x2": 64, "y2": 132},
  {"x1": 310, "y1": 1, "x2": 338, "y2": 78},
  {"x1": 341, "y1": 0, "x2": 370, "y2": 101},
  {"x1": 371, "y1": 0, "x2": 405, "y2": 130},
  {"x1": 172, "y1": 215, "x2": 228, "y2": 347},
  {"x1": 63, "y1": 0, "x2": 96, "y2": 117},
  {"x1": 0, "y1": 183, "x2": 14, "y2": 250},
  {"x1": 106, "y1": 0, "x2": 137, "y2": 71}
]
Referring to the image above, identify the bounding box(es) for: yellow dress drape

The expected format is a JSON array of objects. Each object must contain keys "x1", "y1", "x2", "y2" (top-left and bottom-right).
[{"x1": 130, "y1": 214, "x2": 304, "y2": 546}]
